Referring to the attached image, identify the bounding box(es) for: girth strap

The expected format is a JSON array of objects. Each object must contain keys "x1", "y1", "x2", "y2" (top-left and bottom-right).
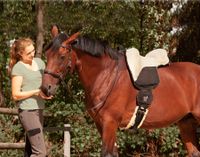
[{"x1": 123, "y1": 67, "x2": 160, "y2": 130}]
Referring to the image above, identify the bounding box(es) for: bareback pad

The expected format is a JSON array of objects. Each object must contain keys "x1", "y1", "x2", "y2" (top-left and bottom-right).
[{"x1": 123, "y1": 48, "x2": 169, "y2": 129}]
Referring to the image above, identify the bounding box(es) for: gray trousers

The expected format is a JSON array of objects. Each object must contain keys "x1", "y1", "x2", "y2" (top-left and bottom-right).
[{"x1": 19, "y1": 109, "x2": 46, "y2": 157}]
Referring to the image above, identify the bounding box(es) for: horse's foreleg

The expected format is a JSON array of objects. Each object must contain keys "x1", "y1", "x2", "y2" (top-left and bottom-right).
[
  {"x1": 177, "y1": 115, "x2": 200, "y2": 157},
  {"x1": 101, "y1": 118, "x2": 119, "y2": 157}
]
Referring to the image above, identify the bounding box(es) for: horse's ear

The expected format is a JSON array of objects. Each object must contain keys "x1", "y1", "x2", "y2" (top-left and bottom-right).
[
  {"x1": 51, "y1": 25, "x2": 60, "y2": 38},
  {"x1": 66, "y1": 32, "x2": 80, "y2": 44}
]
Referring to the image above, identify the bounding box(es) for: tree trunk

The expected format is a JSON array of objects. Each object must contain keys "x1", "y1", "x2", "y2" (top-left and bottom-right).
[
  {"x1": 0, "y1": 91, "x2": 4, "y2": 107},
  {"x1": 35, "y1": 0, "x2": 44, "y2": 58},
  {"x1": 0, "y1": 70, "x2": 5, "y2": 107}
]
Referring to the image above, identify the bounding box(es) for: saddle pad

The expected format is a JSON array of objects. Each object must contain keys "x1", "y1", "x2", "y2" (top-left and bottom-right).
[{"x1": 126, "y1": 48, "x2": 169, "y2": 81}]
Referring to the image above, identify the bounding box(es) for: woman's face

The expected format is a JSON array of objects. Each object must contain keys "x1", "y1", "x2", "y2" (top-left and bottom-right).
[{"x1": 20, "y1": 44, "x2": 35, "y2": 63}]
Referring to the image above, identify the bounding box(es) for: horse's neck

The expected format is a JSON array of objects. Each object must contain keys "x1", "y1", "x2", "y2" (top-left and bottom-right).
[
  {"x1": 76, "y1": 53, "x2": 115, "y2": 87},
  {"x1": 76, "y1": 52, "x2": 118, "y2": 107}
]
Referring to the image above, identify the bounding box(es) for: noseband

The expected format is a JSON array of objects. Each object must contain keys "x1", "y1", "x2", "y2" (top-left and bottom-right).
[{"x1": 44, "y1": 69, "x2": 63, "y2": 81}]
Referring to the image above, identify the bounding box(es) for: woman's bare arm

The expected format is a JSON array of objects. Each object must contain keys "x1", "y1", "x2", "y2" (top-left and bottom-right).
[{"x1": 12, "y1": 75, "x2": 40, "y2": 101}]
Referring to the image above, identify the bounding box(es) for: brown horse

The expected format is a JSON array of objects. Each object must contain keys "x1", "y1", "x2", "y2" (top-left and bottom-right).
[{"x1": 41, "y1": 25, "x2": 200, "y2": 157}]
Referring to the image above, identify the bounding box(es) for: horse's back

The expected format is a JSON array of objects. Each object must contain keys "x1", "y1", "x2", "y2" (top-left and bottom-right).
[
  {"x1": 101, "y1": 59, "x2": 200, "y2": 129},
  {"x1": 162, "y1": 62, "x2": 200, "y2": 76},
  {"x1": 142, "y1": 62, "x2": 200, "y2": 128},
  {"x1": 159, "y1": 62, "x2": 200, "y2": 92}
]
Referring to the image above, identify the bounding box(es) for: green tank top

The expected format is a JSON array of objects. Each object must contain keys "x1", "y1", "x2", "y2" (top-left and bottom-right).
[{"x1": 11, "y1": 58, "x2": 45, "y2": 110}]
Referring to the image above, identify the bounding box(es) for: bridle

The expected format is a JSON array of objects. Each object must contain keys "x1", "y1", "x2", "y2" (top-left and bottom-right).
[
  {"x1": 44, "y1": 69, "x2": 64, "y2": 82},
  {"x1": 44, "y1": 37, "x2": 121, "y2": 118},
  {"x1": 44, "y1": 44, "x2": 75, "y2": 86}
]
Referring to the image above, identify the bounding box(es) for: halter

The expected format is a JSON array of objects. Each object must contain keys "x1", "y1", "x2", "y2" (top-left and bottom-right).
[
  {"x1": 44, "y1": 69, "x2": 63, "y2": 81},
  {"x1": 44, "y1": 44, "x2": 75, "y2": 86}
]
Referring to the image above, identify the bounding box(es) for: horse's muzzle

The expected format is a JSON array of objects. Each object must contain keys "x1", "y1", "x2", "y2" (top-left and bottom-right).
[{"x1": 41, "y1": 84, "x2": 57, "y2": 97}]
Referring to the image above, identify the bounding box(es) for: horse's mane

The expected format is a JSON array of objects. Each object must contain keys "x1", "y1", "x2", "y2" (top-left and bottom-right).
[
  {"x1": 45, "y1": 33, "x2": 120, "y2": 60},
  {"x1": 74, "y1": 37, "x2": 119, "y2": 60}
]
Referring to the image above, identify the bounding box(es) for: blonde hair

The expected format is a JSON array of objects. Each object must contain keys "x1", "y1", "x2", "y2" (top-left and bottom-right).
[{"x1": 8, "y1": 38, "x2": 34, "y2": 75}]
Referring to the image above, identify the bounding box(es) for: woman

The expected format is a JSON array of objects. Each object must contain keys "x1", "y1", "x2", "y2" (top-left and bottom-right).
[{"x1": 8, "y1": 38, "x2": 52, "y2": 157}]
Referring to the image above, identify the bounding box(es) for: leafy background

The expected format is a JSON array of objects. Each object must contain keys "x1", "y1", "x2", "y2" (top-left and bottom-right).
[{"x1": 0, "y1": 1, "x2": 199, "y2": 156}]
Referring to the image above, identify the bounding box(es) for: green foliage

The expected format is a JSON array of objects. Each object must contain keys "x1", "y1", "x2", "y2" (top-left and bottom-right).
[
  {"x1": 0, "y1": 1, "x2": 36, "y2": 38},
  {"x1": 0, "y1": 115, "x2": 23, "y2": 157},
  {"x1": 172, "y1": 1, "x2": 200, "y2": 63},
  {"x1": 44, "y1": 74, "x2": 101, "y2": 156},
  {"x1": 117, "y1": 127, "x2": 186, "y2": 157},
  {"x1": 0, "y1": 1, "x2": 37, "y2": 106},
  {"x1": 0, "y1": 0, "x2": 199, "y2": 156},
  {"x1": 140, "y1": 1, "x2": 172, "y2": 54},
  {"x1": 158, "y1": 127, "x2": 186, "y2": 156},
  {"x1": 44, "y1": 1, "x2": 140, "y2": 48},
  {"x1": 0, "y1": 150, "x2": 23, "y2": 157}
]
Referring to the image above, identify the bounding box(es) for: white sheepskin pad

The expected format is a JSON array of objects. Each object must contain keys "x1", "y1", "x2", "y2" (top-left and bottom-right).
[{"x1": 126, "y1": 48, "x2": 169, "y2": 81}]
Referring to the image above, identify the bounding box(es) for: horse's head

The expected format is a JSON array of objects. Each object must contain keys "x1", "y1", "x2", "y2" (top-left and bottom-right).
[{"x1": 41, "y1": 25, "x2": 80, "y2": 96}]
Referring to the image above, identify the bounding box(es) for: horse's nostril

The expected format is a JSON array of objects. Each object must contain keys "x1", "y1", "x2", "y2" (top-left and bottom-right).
[{"x1": 48, "y1": 85, "x2": 51, "y2": 90}]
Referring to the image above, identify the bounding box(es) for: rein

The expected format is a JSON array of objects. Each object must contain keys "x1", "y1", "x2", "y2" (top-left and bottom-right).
[{"x1": 88, "y1": 58, "x2": 120, "y2": 119}]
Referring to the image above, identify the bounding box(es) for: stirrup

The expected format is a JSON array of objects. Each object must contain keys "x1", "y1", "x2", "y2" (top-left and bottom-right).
[{"x1": 131, "y1": 106, "x2": 149, "y2": 129}]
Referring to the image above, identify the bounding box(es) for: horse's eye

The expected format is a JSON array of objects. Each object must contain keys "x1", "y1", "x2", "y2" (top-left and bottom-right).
[
  {"x1": 60, "y1": 55, "x2": 65, "y2": 60},
  {"x1": 68, "y1": 48, "x2": 72, "y2": 52}
]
